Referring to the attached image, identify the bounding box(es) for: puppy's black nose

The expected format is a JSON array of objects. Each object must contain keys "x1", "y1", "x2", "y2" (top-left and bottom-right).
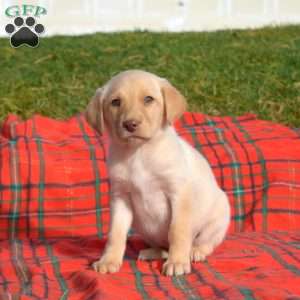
[{"x1": 123, "y1": 119, "x2": 140, "y2": 133}]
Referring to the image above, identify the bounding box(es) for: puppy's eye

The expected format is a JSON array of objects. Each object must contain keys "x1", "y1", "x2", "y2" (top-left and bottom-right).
[
  {"x1": 144, "y1": 96, "x2": 154, "y2": 104},
  {"x1": 111, "y1": 98, "x2": 121, "y2": 107}
]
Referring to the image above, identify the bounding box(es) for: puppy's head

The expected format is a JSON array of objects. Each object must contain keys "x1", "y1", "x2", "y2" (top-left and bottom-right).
[{"x1": 85, "y1": 70, "x2": 186, "y2": 146}]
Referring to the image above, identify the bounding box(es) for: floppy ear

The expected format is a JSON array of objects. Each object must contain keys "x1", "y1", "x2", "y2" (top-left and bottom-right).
[
  {"x1": 160, "y1": 79, "x2": 187, "y2": 125},
  {"x1": 85, "y1": 87, "x2": 105, "y2": 135}
]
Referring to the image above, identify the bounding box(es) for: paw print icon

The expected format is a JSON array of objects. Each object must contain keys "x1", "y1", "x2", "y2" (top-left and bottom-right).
[{"x1": 5, "y1": 16, "x2": 45, "y2": 48}]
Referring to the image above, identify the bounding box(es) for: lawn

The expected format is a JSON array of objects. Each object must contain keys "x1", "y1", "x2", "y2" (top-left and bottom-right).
[{"x1": 0, "y1": 25, "x2": 299, "y2": 127}]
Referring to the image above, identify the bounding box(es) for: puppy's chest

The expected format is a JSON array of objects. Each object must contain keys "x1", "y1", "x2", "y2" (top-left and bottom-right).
[
  {"x1": 131, "y1": 176, "x2": 168, "y2": 225},
  {"x1": 110, "y1": 157, "x2": 170, "y2": 237},
  {"x1": 111, "y1": 155, "x2": 162, "y2": 196},
  {"x1": 128, "y1": 158, "x2": 166, "y2": 207}
]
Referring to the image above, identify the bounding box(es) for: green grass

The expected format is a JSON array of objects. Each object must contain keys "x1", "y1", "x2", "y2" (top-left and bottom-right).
[{"x1": 0, "y1": 26, "x2": 300, "y2": 127}]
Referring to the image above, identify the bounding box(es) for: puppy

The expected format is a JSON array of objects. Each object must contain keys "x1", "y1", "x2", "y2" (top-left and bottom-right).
[{"x1": 85, "y1": 70, "x2": 230, "y2": 276}]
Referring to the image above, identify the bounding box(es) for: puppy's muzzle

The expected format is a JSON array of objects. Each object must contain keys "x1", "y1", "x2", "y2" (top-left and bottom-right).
[{"x1": 122, "y1": 119, "x2": 141, "y2": 133}]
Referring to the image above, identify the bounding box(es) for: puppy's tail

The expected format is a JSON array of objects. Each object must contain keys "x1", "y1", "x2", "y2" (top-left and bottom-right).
[{"x1": 138, "y1": 248, "x2": 169, "y2": 261}]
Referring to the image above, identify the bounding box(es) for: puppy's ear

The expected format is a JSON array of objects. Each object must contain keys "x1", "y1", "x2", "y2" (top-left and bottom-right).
[
  {"x1": 160, "y1": 79, "x2": 187, "y2": 125},
  {"x1": 85, "y1": 87, "x2": 105, "y2": 135}
]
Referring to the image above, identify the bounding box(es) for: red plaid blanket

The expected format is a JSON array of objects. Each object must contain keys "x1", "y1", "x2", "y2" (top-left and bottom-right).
[{"x1": 0, "y1": 112, "x2": 300, "y2": 299}]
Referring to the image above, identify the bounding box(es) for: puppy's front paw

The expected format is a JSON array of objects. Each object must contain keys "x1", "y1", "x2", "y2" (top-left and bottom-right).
[
  {"x1": 162, "y1": 259, "x2": 191, "y2": 276},
  {"x1": 92, "y1": 257, "x2": 122, "y2": 274}
]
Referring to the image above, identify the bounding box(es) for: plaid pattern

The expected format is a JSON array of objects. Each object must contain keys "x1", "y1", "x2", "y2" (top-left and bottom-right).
[
  {"x1": 0, "y1": 232, "x2": 300, "y2": 300},
  {"x1": 0, "y1": 112, "x2": 300, "y2": 299},
  {"x1": 1, "y1": 114, "x2": 110, "y2": 240}
]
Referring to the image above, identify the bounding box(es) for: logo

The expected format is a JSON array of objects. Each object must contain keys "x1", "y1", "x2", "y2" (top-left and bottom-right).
[{"x1": 4, "y1": 5, "x2": 47, "y2": 48}]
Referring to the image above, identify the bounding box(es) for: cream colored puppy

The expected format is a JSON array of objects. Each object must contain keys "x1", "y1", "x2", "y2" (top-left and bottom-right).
[{"x1": 85, "y1": 70, "x2": 230, "y2": 276}]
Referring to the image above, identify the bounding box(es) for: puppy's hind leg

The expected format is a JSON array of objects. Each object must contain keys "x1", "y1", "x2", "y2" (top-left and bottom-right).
[
  {"x1": 191, "y1": 216, "x2": 229, "y2": 262},
  {"x1": 191, "y1": 227, "x2": 225, "y2": 262},
  {"x1": 138, "y1": 248, "x2": 168, "y2": 261},
  {"x1": 191, "y1": 193, "x2": 230, "y2": 262},
  {"x1": 190, "y1": 243, "x2": 213, "y2": 262}
]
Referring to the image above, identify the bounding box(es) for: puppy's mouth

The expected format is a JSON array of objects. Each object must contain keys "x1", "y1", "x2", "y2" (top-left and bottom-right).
[
  {"x1": 118, "y1": 131, "x2": 151, "y2": 143},
  {"x1": 123, "y1": 135, "x2": 151, "y2": 144},
  {"x1": 127, "y1": 135, "x2": 149, "y2": 140}
]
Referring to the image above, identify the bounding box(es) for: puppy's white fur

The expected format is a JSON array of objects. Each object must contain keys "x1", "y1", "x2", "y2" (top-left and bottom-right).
[{"x1": 85, "y1": 70, "x2": 230, "y2": 276}]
